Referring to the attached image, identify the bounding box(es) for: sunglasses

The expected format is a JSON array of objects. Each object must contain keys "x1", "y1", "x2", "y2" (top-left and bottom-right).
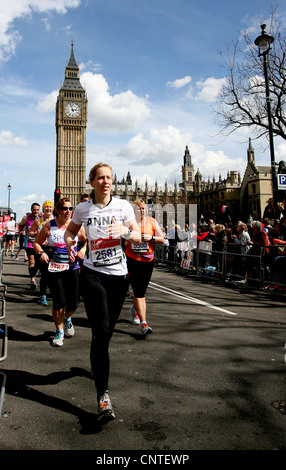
[{"x1": 62, "y1": 206, "x2": 73, "y2": 211}]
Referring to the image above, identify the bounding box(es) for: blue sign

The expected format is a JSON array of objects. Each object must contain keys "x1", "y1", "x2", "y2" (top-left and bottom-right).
[{"x1": 278, "y1": 174, "x2": 286, "y2": 189}]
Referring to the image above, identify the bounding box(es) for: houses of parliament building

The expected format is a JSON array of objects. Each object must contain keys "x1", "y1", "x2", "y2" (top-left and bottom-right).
[{"x1": 55, "y1": 44, "x2": 275, "y2": 224}]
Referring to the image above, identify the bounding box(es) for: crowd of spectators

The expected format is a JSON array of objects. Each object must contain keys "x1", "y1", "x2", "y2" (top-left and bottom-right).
[{"x1": 155, "y1": 198, "x2": 286, "y2": 290}]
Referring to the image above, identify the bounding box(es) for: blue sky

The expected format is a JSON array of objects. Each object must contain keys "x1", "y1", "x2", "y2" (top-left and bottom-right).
[{"x1": 0, "y1": 0, "x2": 285, "y2": 219}]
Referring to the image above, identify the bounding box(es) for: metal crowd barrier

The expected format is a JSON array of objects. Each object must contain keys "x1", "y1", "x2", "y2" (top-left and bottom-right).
[
  {"x1": 154, "y1": 241, "x2": 286, "y2": 290},
  {"x1": 0, "y1": 239, "x2": 7, "y2": 293},
  {"x1": 0, "y1": 238, "x2": 4, "y2": 287},
  {"x1": 0, "y1": 324, "x2": 8, "y2": 363},
  {"x1": 0, "y1": 237, "x2": 7, "y2": 419},
  {"x1": 0, "y1": 371, "x2": 6, "y2": 419}
]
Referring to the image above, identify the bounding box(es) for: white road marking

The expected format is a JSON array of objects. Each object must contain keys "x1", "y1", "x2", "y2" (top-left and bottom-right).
[{"x1": 149, "y1": 281, "x2": 237, "y2": 316}]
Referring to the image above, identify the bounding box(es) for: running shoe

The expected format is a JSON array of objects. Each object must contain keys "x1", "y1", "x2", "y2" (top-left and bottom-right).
[
  {"x1": 64, "y1": 318, "x2": 75, "y2": 337},
  {"x1": 10, "y1": 252, "x2": 15, "y2": 257},
  {"x1": 130, "y1": 306, "x2": 140, "y2": 325},
  {"x1": 141, "y1": 322, "x2": 153, "y2": 336},
  {"x1": 97, "y1": 390, "x2": 116, "y2": 422},
  {"x1": 40, "y1": 295, "x2": 48, "y2": 306},
  {"x1": 31, "y1": 279, "x2": 37, "y2": 290},
  {"x1": 52, "y1": 331, "x2": 64, "y2": 347}
]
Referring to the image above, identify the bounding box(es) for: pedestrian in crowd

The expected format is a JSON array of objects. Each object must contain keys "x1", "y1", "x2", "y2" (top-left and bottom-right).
[
  {"x1": 272, "y1": 219, "x2": 284, "y2": 242},
  {"x1": 263, "y1": 198, "x2": 283, "y2": 222},
  {"x1": 210, "y1": 224, "x2": 227, "y2": 273},
  {"x1": 217, "y1": 203, "x2": 232, "y2": 226},
  {"x1": 18, "y1": 203, "x2": 41, "y2": 290},
  {"x1": 252, "y1": 220, "x2": 270, "y2": 250},
  {"x1": 175, "y1": 224, "x2": 189, "y2": 262},
  {"x1": 80, "y1": 193, "x2": 89, "y2": 202},
  {"x1": 250, "y1": 220, "x2": 270, "y2": 280},
  {"x1": 205, "y1": 223, "x2": 216, "y2": 242},
  {"x1": 213, "y1": 224, "x2": 227, "y2": 249},
  {"x1": 262, "y1": 218, "x2": 274, "y2": 242},
  {"x1": 15, "y1": 224, "x2": 27, "y2": 261},
  {"x1": 280, "y1": 217, "x2": 286, "y2": 240},
  {"x1": 29, "y1": 200, "x2": 54, "y2": 306},
  {"x1": 64, "y1": 162, "x2": 141, "y2": 423},
  {"x1": 153, "y1": 224, "x2": 167, "y2": 263},
  {"x1": 4, "y1": 214, "x2": 16, "y2": 256},
  {"x1": 162, "y1": 227, "x2": 169, "y2": 260},
  {"x1": 77, "y1": 194, "x2": 89, "y2": 270},
  {"x1": 125, "y1": 198, "x2": 164, "y2": 335},
  {"x1": 167, "y1": 221, "x2": 176, "y2": 262},
  {"x1": 188, "y1": 223, "x2": 197, "y2": 250},
  {"x1": 34, "y1": 197, "x2": 86, "y2": 347},
  {"x1": 233, "y1": 221, "x2": 252, "y2": 284},
  {"x1": 194, "y1": 224, "x2": 209, "y2": 269}
]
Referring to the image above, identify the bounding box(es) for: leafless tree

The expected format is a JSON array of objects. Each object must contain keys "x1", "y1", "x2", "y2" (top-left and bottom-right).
[{"x1": 214, "y1": 8, "x2": 286, "y2": 144}]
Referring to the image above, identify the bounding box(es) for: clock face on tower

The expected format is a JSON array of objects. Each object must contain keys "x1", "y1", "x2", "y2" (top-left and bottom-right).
[{"x1": 65, "y1": 102, "x2": 81, "y2": 117}]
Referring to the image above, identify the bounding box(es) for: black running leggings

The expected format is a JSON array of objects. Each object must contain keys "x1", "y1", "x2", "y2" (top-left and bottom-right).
[
  {"x1": 127, "y1": 257, "x2": 154, "y2": 298},
  {"x1": 48, "y1": 268, "x2": 80, "y2": 311},
  {"x1": 80, "y1": 266, "x2": 129, "y2": 399}
]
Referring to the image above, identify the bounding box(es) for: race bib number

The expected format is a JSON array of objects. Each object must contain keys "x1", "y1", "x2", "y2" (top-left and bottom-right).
[
  {"x1": 48, "y1": 261, "x2": 69, "y2": 272},
  {"x1": 90, "y1": 238, "x2": 123, "y2": 266},
  {"x1": 131, "y1": 241, "x2": 149, "y2": 253}
]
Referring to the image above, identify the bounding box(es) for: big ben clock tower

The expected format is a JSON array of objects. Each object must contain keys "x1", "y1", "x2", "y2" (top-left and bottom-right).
[{"x1": 55, "y1": 41, "x2": 88, "y2": 207}]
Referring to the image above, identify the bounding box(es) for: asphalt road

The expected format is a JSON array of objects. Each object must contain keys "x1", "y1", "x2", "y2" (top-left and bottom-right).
[{"x1": 0, "y1": 252, "x2": 286, "y2": 455}]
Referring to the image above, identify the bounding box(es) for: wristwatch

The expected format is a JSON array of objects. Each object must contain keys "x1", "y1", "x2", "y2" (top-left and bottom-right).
[{"x1": 123, "y1": 228, "x2": 132, "y2": 239}]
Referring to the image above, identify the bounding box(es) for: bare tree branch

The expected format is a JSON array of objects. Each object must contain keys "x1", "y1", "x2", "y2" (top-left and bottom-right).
[{"x1": 213, "y1": 8, "x2": 286, "y2": 142}]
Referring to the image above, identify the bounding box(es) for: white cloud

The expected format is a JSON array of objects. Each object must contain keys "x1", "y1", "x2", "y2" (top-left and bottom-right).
[
  {"x1": 165, "y1": 76, "x2": 226, "y2": 102},
  {"x1": 81, "y1": 71, "x2": 151, "y2": 133},
  {"x1": 36, "y1": 90, "x2": 58, "y2": 113},
  {"x1": 167, "y1": 76, "x2": 192, "y2": 89},
  {"x1": 195, "y1": 77, "x2": 227, "y2": 102},
  {"x1": 200, "y1": 149, "x2": 245, "y2": 177},
  {"x1": 13, "y1": 193, "x2": 39, "y2": 206},
  {"x1": 276, "y1": 141, "x2": 286, "y2": 163},
  {"x1": 0, "y1": 130, "x2": 27, "y2": 146},
  {"x1": 0, "y1": 0, "x2": 81, "y2": 63},
  {"x1": 119, "y1": 125, "x2": 192, "y2": 165},
  {"x1": 13, "y1": 192, "x2": 48, "y2": 209}
]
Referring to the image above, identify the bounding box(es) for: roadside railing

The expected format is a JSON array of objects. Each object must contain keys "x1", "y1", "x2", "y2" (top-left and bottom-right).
[
  {"x1": 0, "y1": 236, "x2": 8, "y2": 419},
  {"x1": 154, "y1": 241, "x2": 286, "y2": 290}
]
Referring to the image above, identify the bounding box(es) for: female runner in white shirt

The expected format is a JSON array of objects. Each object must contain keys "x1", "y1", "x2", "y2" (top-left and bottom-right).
[{"x1": 65, "y1": 163, "x2": 141, "y2": 423}]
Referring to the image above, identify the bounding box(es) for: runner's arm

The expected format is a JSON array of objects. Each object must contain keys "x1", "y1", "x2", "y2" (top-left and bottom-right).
[
  {"x1": 105, "y1": 218, "x2": 141, "y2": 244},
  {"x1": 18, "y1": 215, "x2": 27, "y2": 232},
  {"x1": 28, "y1": 218, "x2": 39, "y2": 238},
  {"x1": 64, "y1": 220, "x2": 83, "y2": 262},
  {"x1": 76, "y1": 225, "x2": 87, "y2": 260},
  {"x1": 34, "y1": 223, "x2": 50, "y2": 263}
]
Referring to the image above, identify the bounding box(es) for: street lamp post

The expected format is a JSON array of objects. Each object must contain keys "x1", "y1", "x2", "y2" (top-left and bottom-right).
[
  {"x1": 7, "y1": 183, "x2": 11, "y2": 215},
  {"x1": 254, "y1": 24, "x2": 277, "y2": 209}
]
